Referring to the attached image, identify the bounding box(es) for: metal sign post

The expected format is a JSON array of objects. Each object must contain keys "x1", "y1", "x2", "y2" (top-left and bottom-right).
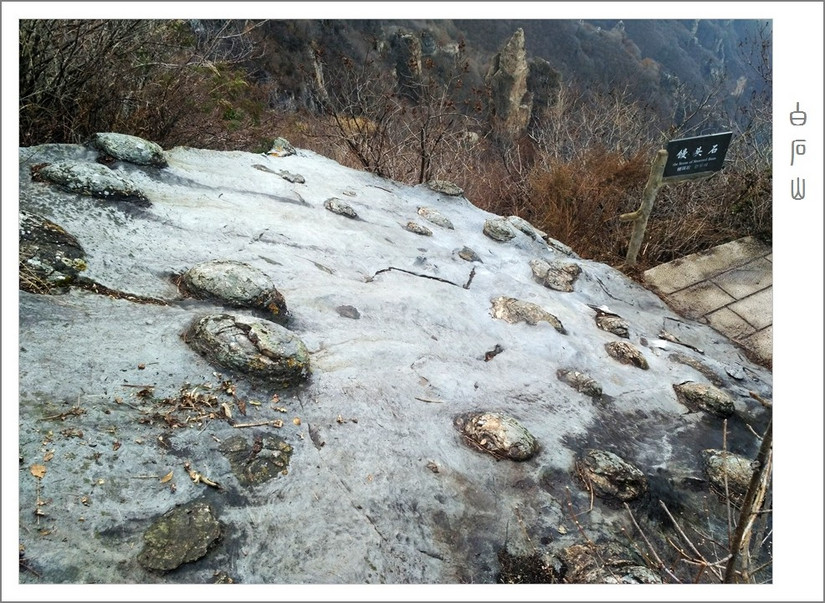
[{"x1": 621, "y1": 131, "x2": 733, "y2": 266}]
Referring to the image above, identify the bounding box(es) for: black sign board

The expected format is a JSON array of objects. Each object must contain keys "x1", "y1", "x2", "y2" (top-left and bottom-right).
[{"x1": 663, "y1": 131, "x2": 732, "y2": 178}]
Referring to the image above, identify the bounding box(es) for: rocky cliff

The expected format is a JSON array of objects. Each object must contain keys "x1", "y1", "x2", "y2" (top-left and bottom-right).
[{"x1": 16, "y1": 134, "x2": 772, "y2": 586}]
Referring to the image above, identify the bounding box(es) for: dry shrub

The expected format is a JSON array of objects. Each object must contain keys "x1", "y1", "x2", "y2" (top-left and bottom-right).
[{"x1": 523, "y1": 148, "x2": 649, "y2": 264}]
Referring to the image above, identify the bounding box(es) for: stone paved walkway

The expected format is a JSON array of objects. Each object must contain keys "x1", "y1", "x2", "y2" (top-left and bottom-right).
[{"x1": 643, "y1": 236, "x2": 772, "y2": 367}]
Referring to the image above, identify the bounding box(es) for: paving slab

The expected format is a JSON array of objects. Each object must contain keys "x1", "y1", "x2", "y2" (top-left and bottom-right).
[
  {"x1": 643, "y1": 236, "x2": 772, "y2": 367},
  {"x1": 667, "y1": 281, "x2": 736, "y2": 318}
]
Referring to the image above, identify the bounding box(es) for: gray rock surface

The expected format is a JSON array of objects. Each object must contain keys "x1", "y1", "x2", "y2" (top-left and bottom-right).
[
  {"x1": 15, "y1": 140, "x2": 773, "y2": 587},
  {"x1": 91, "y1": 132, "x2": 167, "y2": 167}
]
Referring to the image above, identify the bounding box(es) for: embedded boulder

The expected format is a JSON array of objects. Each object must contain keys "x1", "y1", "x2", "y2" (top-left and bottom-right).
[
  {"x1": 90, "y1": 132, "x2": 167, "y2": 167},
  {"x1": 507, "y1": 215, "x2": 544, "y2": 240},
  {"x1": 426, "y1": 180, "x2": 463, "y2": 196},
  {"x1": 19, "y1": 210, "x2": 87, "y2": 293},
  {"x1": 483, "y1": 217, "x2": 518, "y2": 242},
  {"x1": 674, "y1": 381, "x2": 735, "y2": 418},
  {"x1": 529, "y1": 258, "x2": 581, "y2": 292},
  {"x1": 36, "y1": 160, "x2": 146, "y2": 201},
  {"x1": 556, "y1": 369, "x2": 602, "y2": 398},
  {"x1": 458, "y1": 246, "x2": 481, "y2": 262},
  {"x1": 701, "y1": 449, "x2": 754, "y2": 503},
  {"x1": 265, "y1": 137, "x2": 296, "y2": 157},
  {"x1": 490, "y1": 296, "x2": 565, "y2": 333},
  {"x1": 179, "y1": 260, "x2": 289, "y2": 323},
  {"x1": 405, "y1": 221, "x2": 433, "y2": 236},
  {"x1": 590, "y1": 307, "x2": 630, "y2": 338},
  {"x1": 575, "y1": 449, "x2": 647, "y2": 502},
  {"x1": 605, "y1": 341, "x2": 649, "y2": 369},
  {"x1": 324, "y1": 197, "x2": 358, "y2": 219},
  {"x1": 184, "y1": 314, "x2": 310, "y2": 387},
  {"x1": 137, "y1": 501, "x2": 222, "y2": 572},
  {"x1": 560, "y1": 543, "x2": 662, "y2": 584},
  {"x1": 220, "y1": 434, "x2": 293, "y2": 486},
  {"x1": 455, "y1": 412, "x2": 538, "y2": 461},
  {"x1": 418, "y1": 207, "x2": 454, "y2": 229}
]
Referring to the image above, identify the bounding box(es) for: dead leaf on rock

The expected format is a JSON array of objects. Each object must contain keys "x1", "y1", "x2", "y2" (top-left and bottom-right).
[
  {"x1": 43, "y1": 451, "x2": 54, "y2": 462},
  {"x1": 138, "y1": 363, "x2": 146, "y2": 370},
  {"x1": 112, "y1": 441, "x2": 121, "y2": 451},
  {"x1": 293, "y1": 417, "x2": 301, "y2": 426},
  {"x1": 160, "y1": 471, "x2": 174, "y2": 483},
  {"x1": 30, "y1": 464, "x2": 46, "y2": 479}
]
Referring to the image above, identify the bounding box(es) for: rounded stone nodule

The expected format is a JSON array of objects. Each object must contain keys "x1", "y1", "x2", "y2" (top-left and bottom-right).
[
  {"x1": 483, "y1": 218, "x2": 518, "y2": 242},
  {"x1": 405, "y1": 221, "x2": 433, "y2": 236},
  {"x1": 673, "y1": 381, "x2": 735, "y2": 418},
  {"x1": 575, "y1": 449, "x2": 647, "y2": 502},
  {"x1": 426, "y1": 179, "x2": 463, "y2": 196},
  {"x1": 324, "y1": 197, "x2": 358, "y2": 219},
  {"x1": 605, "y1": 341, "x2": 648, "y2": 370},
  {"x1": 37, "y1": 160, "x2": 147, "y2": 201},
  {"x1": 417, "y1": 207, "x2": 454, "y2": 229},
  {"x1": 556, "y1": 369, "x2": 602, "y2": 398},
  {"x1": 595, "y1": 314, "x2": 629, "y2": 339},
  {"x1": 491, "y1": 296, "x2": 565, "y2": 333},
  {"x1": 184, "y1": 314, "x2": 310, "y2": 387},
  {"x1": 701, "y1": 449, "x2": 754, "y2": 503},
  {"x1": 19, "y1": 210, "x2": 87, "y2": 293},
  {"x1": 529, "y1": 258, "x2": 581, "y2": 292},
  {"x1": 179, "y1": 259, "x2": 289, "y2": 323},
  {"x1": 90, "y1": 132, "x2": 167, "y2": 167},
  {"x1": 454, "y1": 411, "x2": 538, "y2": 461},
  {"x1": 137, "y1": 501, "x2": 221, "y2": 572}
]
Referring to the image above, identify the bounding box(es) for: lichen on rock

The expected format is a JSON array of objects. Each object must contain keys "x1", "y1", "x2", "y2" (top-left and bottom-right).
[
  {"x1": 575, "y1": 449, "x2": 647, "y2": 502},
  {"x1": 37, "y1": 160, "x2": 147, "y2": 201},
  {"x1": 137, "y1": 501, "x2": 221, "y2": 572},
  {"x1": 179, "y1": 259, "x2": 289, "y2": 323},
  {"x1": 454, "y1": 411, "x2": 538, "y2": 461},
  {"x1": 90, "y1": 132, "x2": 167, "y2": 167},
  {"x1": 324, "y1": 197, "x2": 358, "y2": 219},
  {"x1": 184, "y1": 314, "x2": 310, "y2": 387},
  {"x1": 529, "y1": 258, "x2": 581, "y2": 292},
  {"x1": 19, "y1": 210, "x2": 87, "y2": 293},
  {"x1": 674, "y1": 381, "x2": 735, "y2": 417},
  {"x1": 605, "y1": 341, "x2": 649, "y2": 369},
  {"x1": 556, "y1": 369, "x2": 602, "y2": 398},
  {"x1": 490, "y1": 296, "x2": 565, "y2": 333},
  {"x1": 417, "y1": 206, "x2": 454, "y2": 229},
  {"x1": 483, "y1": 217, "x2": 518, "y2": 242}
]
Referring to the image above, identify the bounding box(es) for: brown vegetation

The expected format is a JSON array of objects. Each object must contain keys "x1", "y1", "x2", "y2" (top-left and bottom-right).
[{"x1": 19, "y1": 19, "x2": 771, "y2": 274}]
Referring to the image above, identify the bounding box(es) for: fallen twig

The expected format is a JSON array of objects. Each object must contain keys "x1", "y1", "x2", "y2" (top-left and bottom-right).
[
  {"x1": 623, "y1": 502, "x2": 682, "y2": 583},
  {"x1": 232, "y1": 419, "x2": 284, "y2": 429}
]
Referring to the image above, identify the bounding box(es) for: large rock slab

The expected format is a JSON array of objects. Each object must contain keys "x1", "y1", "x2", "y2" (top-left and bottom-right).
[{"x1": 15, "y1": 139, "x2": 773, "y2": 587}]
